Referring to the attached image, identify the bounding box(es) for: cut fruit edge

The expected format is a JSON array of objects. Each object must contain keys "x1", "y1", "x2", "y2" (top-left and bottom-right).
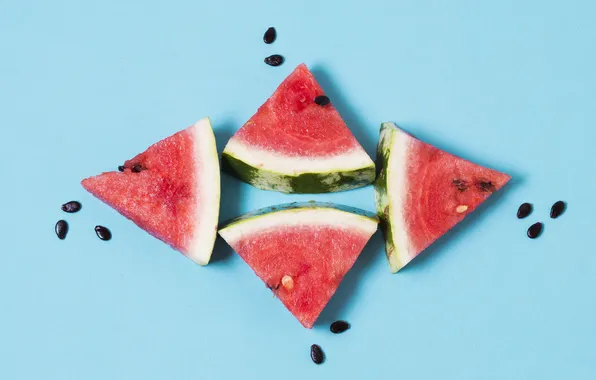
[
  {"x1": 188, "y1": 117, "x2": 221, "y2": 265},
  {"x1": 219, "y1": 202, "x2": 379, "y2": 240},
  {"x1": 222, "y1": 140, "x2": 375, "y2": 193},
  {"x1": 374, "y1": 122, "x2": 510, "y2": 273}
]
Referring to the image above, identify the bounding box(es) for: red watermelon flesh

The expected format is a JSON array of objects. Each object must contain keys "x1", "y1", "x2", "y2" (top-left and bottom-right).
[
  {"x1": 81, "y1": 118, "x2": 220, "y2": 265},
  {"x1": 375, "y1": 122, "x2": 510, "y2": 272},
  {"x1": 404, "y1": 139, "x2": 510, "y2": 253},
  {"x1": 233, "y1": 63, "x2": 362, "y2": 157},
  {"x1": 218, "y1": 203, "x2": 378, "y2": 328}
]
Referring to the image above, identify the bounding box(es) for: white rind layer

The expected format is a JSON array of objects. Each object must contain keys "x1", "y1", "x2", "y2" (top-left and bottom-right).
[
  {"x1": 223, "y1": 138, "x2": 374, "y2": 175},
  {"x1": 383, "y1": 123, "x2": 415, "y2": 271},
  {"x1": 187, "y1": 117, "x2": 220, "y2": 265},
  {"x1": 219, "y1": 207, "x2": 378, "y2": 246}
]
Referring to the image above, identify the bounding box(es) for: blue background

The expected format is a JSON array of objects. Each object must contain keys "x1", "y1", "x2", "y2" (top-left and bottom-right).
[{"x1": 1, "y1": 0, "x2": 595, "y2": 379}]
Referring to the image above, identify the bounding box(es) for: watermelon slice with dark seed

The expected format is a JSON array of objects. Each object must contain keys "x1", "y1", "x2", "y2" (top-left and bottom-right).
[
  {"x1": 374, "y1": 122, "x2": 511, "y2": 272},
  {"x1": 218, "y1": 202, "x2": 378, "y2": 328},
  {"x1": 222, "y1": 64, "x2": 375, "y2": 194},
  {"x1": 81, "y1": 118, "x2": 220, "y2": 265}
]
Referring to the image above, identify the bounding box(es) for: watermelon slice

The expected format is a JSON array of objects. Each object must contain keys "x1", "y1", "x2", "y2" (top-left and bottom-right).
[
  {"x1": 81, "y1": 118, "x2": 220, "y2": 265},
  {"x1": 222, "y1": 64, "x2": 375, "y2": 194},
  {"x1": 374, "y1": 122, "x2": 511, "y2": 273},
  {"x1": 218, "y1": 202, "x2": 378, "y2": 328}
]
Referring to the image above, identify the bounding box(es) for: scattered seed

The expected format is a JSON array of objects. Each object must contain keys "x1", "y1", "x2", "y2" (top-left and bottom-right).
[
  {"x1": 264, "y1": 54, "x2": 284, "y2": 66},
  {"x1": 310, "y1": 344, "x2": 324, "y2": 364},
  {"x1": 314, "y1": 95, "x2": 330, "y2": 106},
  {"x1": 517, "y1": 203, "x2": 533, "y2": 219},
  {"x1": 452, "y1": 179, "x2": 468, "y2": 192},
  {"x1": 550, "y1": 201, "x2": 566, "y2": 219},
  {"x1": 132, "y1": 164, "x2": 143, "y2": 173},
  {"x1": 263, "y1": 27, "x2": 276, "y2": 44},
  {"x1": 118, "y1": 165, "x2": 125, "y2": 172},
  {"x1": 61, "y1": 201, "x2": 82, "y2": 213},
  {"x1": 55, "y1": 220, "x2": 68, "y2": 240},
  {"x1": 95, "y1": 225, "x2": 112, "y2": 241},
  {"x1": 281, "y1": 275, "x2": 294, "y2": 290},
  {"x1": 455, "y1": 205, "x2": 468, "y2": 213},
  {"x1": 330, "y1": 320, "x2": 350, "y2": 334},
  {"x1": 527, "y1": 222, "x2": 543, "y2": 239}
]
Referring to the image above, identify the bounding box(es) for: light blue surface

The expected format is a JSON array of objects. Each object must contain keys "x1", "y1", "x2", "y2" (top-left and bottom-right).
[{"x1": 1, "y1": 0, "x2": 595, "y2": 379}]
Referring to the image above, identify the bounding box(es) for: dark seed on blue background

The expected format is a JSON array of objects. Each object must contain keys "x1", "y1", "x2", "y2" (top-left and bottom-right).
[
  {"x1": 95, "y1": 225, "x2": 112, "y2": 241},
  {"x1": 118, "y1": 165, "x2": 125, "y2": 172},
  {"x1": 264, "y1": 54, "x2": 284, "y2": 66},
  {"x1": 56, "y1": 220, "x2": 68, "y2": 240},
  {"x1": 263, "y1": 27, "x2": 276, "y2": 44},
  {"x1": 310, "y1": 344, "x2": 324, "y2": 364},
  {"x1": 527, "y1": 222, "x2": 543, "y2": 239},
  {"x1": 330, "y1": 320, "x2": 350, "y2": 334},
  {"x1": 61, "y1": 201, "x2": 82, "y2": 213},
  {"x1": 314, "y1": 95, "x2": 330, "y2": 106},
  {"x1": 517, "y1": 203, "x2": 532, "y2": 219},
  {"x1": 550, "y1": 201, "x2": 566, "y2": 219}
]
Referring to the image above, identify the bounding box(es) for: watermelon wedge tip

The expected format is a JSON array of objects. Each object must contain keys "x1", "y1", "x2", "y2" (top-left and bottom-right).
[{"x1": 82, "y1": 117, "x2": 220, "y2": 265}]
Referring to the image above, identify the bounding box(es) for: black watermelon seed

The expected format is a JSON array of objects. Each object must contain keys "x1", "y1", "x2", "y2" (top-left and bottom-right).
[
  {"x1": 132, "y1": 164, "x2": 143, "y2": 173},
  {"x1": 264, "y1": 54, "x2": 284, "y2": 66},
  {"x1": 95, "y1": 225, "x2": 112, "y2": 241},
  {"x1": 527, "y1": 222, "x2": 543, "y2": 239},
  {"x1": 263, "y1": 27, "x2": 276, "y2": 44},
  {"x1": 517, "y1": 203, "x2": 532, "y2": 219},
  {"x1": 55, "y1": 220, "x2": 68, "y2": 240},
  {"x1": 314, "y1": 95, "x2": 330, "y2": 106},
  {"x1": 61, "y1": 201, "x2": 82, "y2": 213},
  {"x1": 550, "y1": 201, "x2": 566, "y2": 219},
  {"x1": 118, "y1": 165, "x2": 125, "y2": 172},
  {"x1": 310, "y1": 344, "x2": 324, "y2": 364},
  {"x1": 330, "y1": 320, "x2": 350, "y2": 334},
  {"x1": 476, "y1": 180, "x2": 496, "y2": 193}
]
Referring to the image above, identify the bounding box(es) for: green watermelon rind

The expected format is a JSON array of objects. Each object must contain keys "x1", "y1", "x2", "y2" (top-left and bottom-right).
[
  {"x1": 373, "y1": 123, "x2": 407, "y2": 273},
  {"x1": 219, "y1": 201, "x2": 378, "y2": 231},
  {"x1": 221, "y1": 151, "x2": 376, "y2": 194}
]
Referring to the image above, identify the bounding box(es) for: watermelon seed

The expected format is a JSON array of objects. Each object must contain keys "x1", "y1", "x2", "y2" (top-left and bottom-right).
[
  {"x1": 330, "y1": 320, "x2": 350, "y2": 334},
  {"x1": 118, "y1": 165, "x2": 125, "y2": 172},
  {"x1": 281, "y1": 275, "x2": 294, "y2": 290},
  {"x1": 95, "y1": 225, "x2": 112, "y2": 241},
  {"x1": 476, "y1": 180, "x2": 496, "y2": 193},
  {"x1": 61, "y1": 201, "x2": 82, "y2": 213},
  {"x1": 264, "y1": 54, "x2": 284, "y2": 66},
  {"x1": 517, "y1": 203, "x2": 533, "y2": 219},
  {"x1": 452, "y1": 179, "x2": 468, "y2": 192},
  {"x1": 550, "y1": 201, "x2": 566, "y2": 219},
  {"x1": 455, "y1": 205, "x2": 468, "y2": 213},
  {"x1": 55, "y1": 220, "x2": 68, "y2": 240},
  {"x1": 314, "y1": 95, "x2": 330, "y2": 106},
  {"x1": 263, "y1": 27, "x2": 276, "y2": 44},
  {"x1": 132, "y1": 164, "x2": 144, "y2": 173},
  {"x1": 310, "y1": 344, "x2": 324, "y2": 364},
  {"x1": 527, "y1": 222, "x2": 543, "y2": 239}
]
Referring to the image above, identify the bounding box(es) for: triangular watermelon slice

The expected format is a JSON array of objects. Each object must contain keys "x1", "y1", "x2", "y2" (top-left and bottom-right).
[
  {"x1": 218, "y1": 202, "x2": 378, "y2": 328},
  {"x1": 374, "y1": 122, "x2": 511, "y2": 273},
  {"x1": 222, "y1": 64, "x2": 375, "y2": 194},
  {"x1": 82, "y1": 118, "x2": 220, "y2": 265}
]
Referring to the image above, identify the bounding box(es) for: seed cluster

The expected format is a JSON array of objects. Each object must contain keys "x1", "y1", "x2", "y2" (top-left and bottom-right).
[
  {"x1": 517, "y1": 201, "x2": 566, "y2": 239},
  {"x1": 55, "y1": 200, "x2": 112, "y2": 242}
]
